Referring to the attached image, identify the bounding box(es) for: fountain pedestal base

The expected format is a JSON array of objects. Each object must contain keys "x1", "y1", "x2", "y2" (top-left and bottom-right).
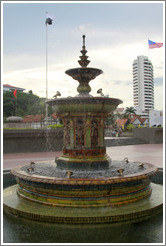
[{"x1": 4, "y1": 183, "x2": 162, "y2": 224}]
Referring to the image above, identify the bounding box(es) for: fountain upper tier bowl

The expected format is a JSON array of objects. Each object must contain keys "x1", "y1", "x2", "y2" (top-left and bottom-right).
[{"x1": 47, "y1": 96, "x2": 123, "y2": 114}]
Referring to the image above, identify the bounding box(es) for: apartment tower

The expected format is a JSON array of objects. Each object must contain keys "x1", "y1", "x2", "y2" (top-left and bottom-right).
[{"x1": 133, "y1": 56, "x2": 154, "y2": 115}]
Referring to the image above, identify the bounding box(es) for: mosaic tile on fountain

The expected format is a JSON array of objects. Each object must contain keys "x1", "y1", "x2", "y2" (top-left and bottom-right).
[{"x1": 3, "y1": 183, "x2": 162, "y2": 224}]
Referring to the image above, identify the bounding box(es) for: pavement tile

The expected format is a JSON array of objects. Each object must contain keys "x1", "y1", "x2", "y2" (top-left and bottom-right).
[{"x1": 3, "y1": 144, "x2": 163, "y2": 169}]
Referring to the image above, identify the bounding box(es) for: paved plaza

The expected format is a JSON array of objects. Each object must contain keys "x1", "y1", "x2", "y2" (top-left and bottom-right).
[{"x1": 3, "y1": 144, "x2": 163, "y2": 169}]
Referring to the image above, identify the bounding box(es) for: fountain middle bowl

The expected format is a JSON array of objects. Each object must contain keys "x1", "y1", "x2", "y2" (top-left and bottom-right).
[{"x1": 65, "y1": 67, "x2": 103, "y2": 81}]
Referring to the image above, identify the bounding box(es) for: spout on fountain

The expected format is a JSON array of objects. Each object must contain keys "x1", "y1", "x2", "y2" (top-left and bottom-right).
[
  {"x1": 27, "y1": 167, "x2": 34, "y2": 172},
  {"x1": 123, "y1": 157, "x2": 129, "y2": 163},
  {"x1": 117, "y1": 169, "x2": 124, "y2": 176},
  {"x1": 139, "y1": 162, "x2": 144, "y2": 168},
  {"x1": 66, "y1": 171, "x2": 73, "y2": 179}
]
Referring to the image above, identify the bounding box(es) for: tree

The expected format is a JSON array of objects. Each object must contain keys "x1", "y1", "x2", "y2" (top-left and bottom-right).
[
  {"x1": 125, "y1": 107, "x2": 136, "y2": 115},
  {"x1": 3, "y1": 91, "x2": 16, "y2": 117},
  {"x1": 28, "y1": 90, "x2": 33, "y2": 95},
  {"x1": 3, "y1": 91, "x2": 45, "y2": 119},
  {"x1": 105, "y1": 114, "x2": 116, "y2": 127},
  {"x1": 122, "y1": 107, "x2": 136, "y2": 130}
]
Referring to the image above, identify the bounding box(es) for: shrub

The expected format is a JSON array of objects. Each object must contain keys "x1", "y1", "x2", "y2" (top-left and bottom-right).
[
  {"x1": 47, "y1": 124, "x2": 63, "y2": 129},
  {"x1": 138, "y1": 124, "x2": 143, "y2": 128},
  {"x1": 126, "y1": 124, "x2": 135, "y2": 131}
]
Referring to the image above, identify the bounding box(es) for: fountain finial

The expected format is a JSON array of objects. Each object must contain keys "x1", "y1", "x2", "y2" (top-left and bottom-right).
[
  {"x1": 82, "y1": 35, "x2": 85, "y2": 47},
  {"x1": 78, "y1": 35, "x2": 90, "y2": 67}
]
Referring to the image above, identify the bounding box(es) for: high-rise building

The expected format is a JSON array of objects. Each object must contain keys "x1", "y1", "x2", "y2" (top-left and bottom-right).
[{"x1": 133, "y1": 56, "x2": 154, "y2": 115}]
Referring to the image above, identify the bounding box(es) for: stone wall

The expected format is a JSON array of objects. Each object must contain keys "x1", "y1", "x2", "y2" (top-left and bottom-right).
[
  {"x1": 4, "y1": 122, "x2": 42, "y2": 129},
  {"x1": 133, "y1": 127, "x2": 163, "y2": 144},
  {"x1": 3, "y1": 129, "x2": 63, "y2": 153},
  {"x1": 4, "y1": 128, "x2": 162, "y2": 154}
]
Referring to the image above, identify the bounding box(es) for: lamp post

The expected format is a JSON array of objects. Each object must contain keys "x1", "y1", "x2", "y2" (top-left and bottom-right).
[{"x1": 45, "y1": 19, "x2": 48, "y2": 125}]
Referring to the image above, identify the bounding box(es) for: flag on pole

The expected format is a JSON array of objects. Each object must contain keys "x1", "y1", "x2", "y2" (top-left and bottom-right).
[
  {"x1": 148, "y1": 40, "x2": 163, "y2": 49},
  {"x1": 45, "y1": 13, "x2": 54, "y2": 25},
  {"x1": 13, "y1": 89, "x2": 17, "y2": 98}
]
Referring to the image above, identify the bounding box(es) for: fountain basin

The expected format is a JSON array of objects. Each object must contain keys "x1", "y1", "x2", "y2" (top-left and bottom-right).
[
  {"x1": 3, "y1": 167, "x2": 163, "y2": 243},
  {"x1": 47, "y1": 97, "x2": 122, "y2": 114},
  {"x1": 7, "y1": 160, "x2": 158, "y2": 208}
]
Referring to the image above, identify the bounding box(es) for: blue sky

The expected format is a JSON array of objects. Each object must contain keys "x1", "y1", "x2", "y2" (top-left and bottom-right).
[{"x1": 2, "y1": 1, "x2": 164, "y2": 110}]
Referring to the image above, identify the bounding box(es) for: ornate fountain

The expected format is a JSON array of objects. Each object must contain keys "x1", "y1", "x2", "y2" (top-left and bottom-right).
[{"x1": 4, "y1": 36, "x2": 162, "y2": 224}]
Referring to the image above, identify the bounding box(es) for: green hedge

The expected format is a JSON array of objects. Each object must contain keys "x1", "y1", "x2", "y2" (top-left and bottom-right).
[
  {"x1": 126, "y1": 124, "x2": 135, "y2": 131},
  {"x1": 47, "y1": 124, "x2": 63, "y2": 129}
]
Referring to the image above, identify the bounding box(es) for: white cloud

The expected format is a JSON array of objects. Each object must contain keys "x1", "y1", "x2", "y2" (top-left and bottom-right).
[{"x1": 3, "y1": 26, "x2": 163, "y2": 111}]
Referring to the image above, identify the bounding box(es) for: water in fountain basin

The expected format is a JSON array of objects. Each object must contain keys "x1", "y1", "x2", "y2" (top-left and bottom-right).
[{"x1": 20, "y1": 159, "x2": 151, "y2": 179}]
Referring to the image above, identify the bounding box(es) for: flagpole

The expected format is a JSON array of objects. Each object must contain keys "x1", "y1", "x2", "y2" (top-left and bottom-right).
[
  {"x1": 147, "y1": 37, "x2": 149, "y2": 58},
  {"x1": 15, "y1": 95, "x2": 17, "y2": 116},
  {"x1": 45, "y1": 13, "x2": 48, "y2": 126},
  {"x1": 13, "y1": 89, "x2": 18, "y2": 116},
  {"x1": 147, "y1": 37, "x2": 149, "y2": 127},
  {"x1": 45, "y1": 12, "x2": 53, "y2": 126}
]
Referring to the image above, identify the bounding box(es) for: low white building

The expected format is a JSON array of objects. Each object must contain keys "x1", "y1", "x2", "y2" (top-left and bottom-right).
[
  {"x1": 149, "y1": 110, "x2": 163, "y2": 127},
  {"x1": 3, "y1": 84, "x2": 25, "y2": 92},
  {"x1": 134, "y1": 106, "x2": 149, "y2": 118}
]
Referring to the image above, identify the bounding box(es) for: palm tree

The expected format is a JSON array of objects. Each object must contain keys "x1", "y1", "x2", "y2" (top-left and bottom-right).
[
  {"x1": 123, "y1": 107, "x2": 136, "y2": 130},
  {"x1": 125, "y1": 107, "x2": 136, "y2": 115}
]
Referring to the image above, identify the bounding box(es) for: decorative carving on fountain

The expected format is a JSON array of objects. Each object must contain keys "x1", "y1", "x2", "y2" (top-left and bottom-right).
[
  {"x1": 64, "y1": 120, "x2": 70, "y2": 148},
  {"x1": 75, "y1": 119, "x2": 85, "y2": 148},
  {"x1": 91, "y1": 119, "x2": 99, "y2": 147}
]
